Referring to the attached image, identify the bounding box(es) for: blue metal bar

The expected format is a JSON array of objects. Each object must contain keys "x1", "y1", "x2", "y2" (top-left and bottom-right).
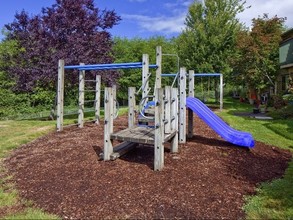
[
  {"x1": 65, "y1": 63, "x2": 158, "y2": 70},
  {"x1": 193, "y1": 73, "x2": 222, "y2": 77},
  {"x1": 161, "y1": 73, "x2": 178, "y2": 77},
  {"x1": 65, "y1": 62, "x2": 143, "y2": 69},
  {"x1": 78, "y1": 65, "x2": 143, "y2": 70},
  {"x1": 149, "y1": 64, "x2": 158, "y2": 69}
]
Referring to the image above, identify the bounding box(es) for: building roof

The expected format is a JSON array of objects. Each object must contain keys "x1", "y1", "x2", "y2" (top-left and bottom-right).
[{"x1": 281, "y1": 28, "x2": 293, "y2": 41}]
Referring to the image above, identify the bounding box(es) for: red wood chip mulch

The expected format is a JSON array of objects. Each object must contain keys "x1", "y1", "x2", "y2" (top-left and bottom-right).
[{"x1": 3, "y1": 115, "x2": 292, "y2": 219}]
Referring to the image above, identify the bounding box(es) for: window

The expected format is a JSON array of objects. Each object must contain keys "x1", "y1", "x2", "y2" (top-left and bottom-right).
[{"x1": 282, "y1": 74, "x2": 289, "y2": 91}]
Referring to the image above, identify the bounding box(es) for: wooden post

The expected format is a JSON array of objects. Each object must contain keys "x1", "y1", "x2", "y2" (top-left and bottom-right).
[
  {"x1": 170, "y1": 88, "x2": 179, "y2": 153},
  {"x1": 110, "y1": 85, "x2": 116, "y2": 133},
  {"x1": 113, "y1": 84, "x2": 117, "y2": 119},
  {"x1": 142, "y1": 54, "x2": 149, "y2": 108},
  {"x1": 188, "y1": 70, "x2": 195, "y2": 98},
  {"x1": 95, "y1": 75, "x2": 101, "y2": 124},
  {"x1": 179, "y1": 67, "x2": 186, "y2": 144},
  {"x1": 78, "y1": 63, "x2": 85, "y2": 128},
  {"x1": 154, "y1": 88, "x2": 164, "y2": 171},
  {"x1": 103, "y1": 87, "x2": 114, "y2": 160},
  {"x1": 57, "y1": 60, "x2": 65, "y2": 132},
  {"x1": 128, "y1": 87, "x2": 136, "y2": 128},
  {"x1": 155, "y1": 46, "x2": 162, "y2": 90},
  {"x1": 220, "y1": 74, "x2": 223, "y2": 111},
  {"x1": 164, "y1": 86, "x2": 171, "y2": 134},
  {"x1": 188, "y1": 70, "x2": 194, "y2": 138}
]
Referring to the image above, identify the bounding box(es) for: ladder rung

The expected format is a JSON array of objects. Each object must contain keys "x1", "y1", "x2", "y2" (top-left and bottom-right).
[{"x1": 83, "y1": 100, "x2": 96, "y2": 103}]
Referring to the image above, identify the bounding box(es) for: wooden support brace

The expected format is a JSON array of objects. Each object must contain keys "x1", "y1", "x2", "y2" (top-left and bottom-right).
[
  {"x1": 103, "y1": 87, "x2": 114, "y2": 161},
  {"x1": 95, "y1": 75, "x2": 101, "y2": 124},
  {"x1": 128, "y1": 87, "x2": 136, "y2": 128},
  {"x1": 78, "y1": 63, "x2": 85, "y2": 128},
  {"x1": 188, "y1": 70, "x2": 195, "y2": 138},
  {"x1": 155, "y1": 46, "x2": 162, "y2": 90},
  {"x1": 179, "y1": 67, "x2": 186, "y2": 144},
  {"x1": 142, "y1": 54, "x2": 149, "y2": 107},
  {"x1": 164, "y1": 86, "x2": 171, "y2": 133},
  {"x1": 110, "y1": 142, "x2": 138, "y2": 160},
  {"x1": 154, "y1": 88, "x2": 164, "y2": 171},
  {"x1": 57, "y1": 60, "x2": 65, "y2": 132},
  {"x1": 170, "y1": 88, "x2": 179, "y2": 153}
]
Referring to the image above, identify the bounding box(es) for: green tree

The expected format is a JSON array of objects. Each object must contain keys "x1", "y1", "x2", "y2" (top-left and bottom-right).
[
  {"x1": 233, "y1": 14, "x2": 286, "y2": 94},
  {"x1": 176, "y1": 0, "x2": 245, "y2": 74},
  {"x1": 0, "y1": 39, "x2": 30, "y2": 117},
  {"x1": 113, "y1": 37, "x2": 177, "y2": 102}
]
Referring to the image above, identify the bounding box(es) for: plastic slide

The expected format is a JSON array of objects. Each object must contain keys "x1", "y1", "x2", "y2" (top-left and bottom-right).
[{"x1": 186, "y1": 97, "x2": 255, "y2": 148}]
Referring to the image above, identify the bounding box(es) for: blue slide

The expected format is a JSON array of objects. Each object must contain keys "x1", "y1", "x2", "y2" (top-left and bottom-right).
[{"x1": 186, "y1": 97, "x2": 255, "y2": 148}]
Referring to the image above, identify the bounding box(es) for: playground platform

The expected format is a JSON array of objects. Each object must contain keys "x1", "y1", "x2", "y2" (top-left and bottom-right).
[{"x1": 111, "y1": 126, "x2": 177, "y2": 145}]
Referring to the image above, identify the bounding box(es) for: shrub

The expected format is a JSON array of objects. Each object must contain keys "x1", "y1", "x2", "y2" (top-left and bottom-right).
[
  {"x1": 268, "y1": 105, "x2": 293, "y2": 119},
  {"x1": 272, "y1": 95, "x2": 285, "y2": 109},
  {"x1": 282, "y1": 94, "x2": 293, "y2": 103}
]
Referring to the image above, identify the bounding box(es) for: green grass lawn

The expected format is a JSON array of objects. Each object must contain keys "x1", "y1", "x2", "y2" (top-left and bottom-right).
[
  {"x1": 218, "y1": 97, "x2": 293, "y2": 149},
  {"x1": 218, "y1": 98, "x2": 293, "y2": 219},
  {"x1": 0, "y1": 101, "x2": 292, "y2": 219}
]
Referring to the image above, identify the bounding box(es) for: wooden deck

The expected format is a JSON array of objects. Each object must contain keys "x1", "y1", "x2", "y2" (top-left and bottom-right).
[{"x1": 110, "y1": 126, "x2": 177, "y2": 145}]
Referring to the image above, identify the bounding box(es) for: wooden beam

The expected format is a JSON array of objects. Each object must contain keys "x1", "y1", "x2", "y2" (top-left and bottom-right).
[
  {"x1": 110, "y1": 142, "x2": 138, "y2": 160},
  {"x1": 154, "y1": 88, "x2": 164, "y2": 171},
  {"x1": 155, "y1": 46, "x2": 162, "y2": 90},
  {"x1": 170, "y1": 88, "x2": 178, "y2": 153},
  {"x1": 95, "y1": 75, "x2": 101, "y2": 124},
  {"x1": 78, "y1": 63, "x2": 85, "y2": 128},
  {"x1": 220, "y1": 74, "x2": 223, "y2": 111},
  {"x1": 128, "y1": 87, "x2": 136, "y2": 128},
  {"x1": 57, "y1": 60, "x2": 65, "y2": 132},
  {"x1": 188, "y1": 70, "x2": 195, "y2": 138},
  {"x1": 142, "y1": 54, "x2": 149, "y2": 108},
  {"x1": 103, "y1": 87, "x2": 114, "y2": 160},
  {"x1": 164, "y1": 86, "x2": 171, "y2": 133},
  {"x1": 179, "y1": 67, "x2": 186, "y2": 143}
]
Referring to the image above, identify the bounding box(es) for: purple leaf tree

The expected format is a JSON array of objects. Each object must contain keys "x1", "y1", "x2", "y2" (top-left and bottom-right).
[{"x1": 5, "y1": 0, "x2": 121, "y2": 92}]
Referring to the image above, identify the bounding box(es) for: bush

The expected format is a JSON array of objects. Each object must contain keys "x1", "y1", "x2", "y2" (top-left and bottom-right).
[
  {"x1": 268, "y1": 105, "x2": 293, "y2": 119},
  {"x1": 282, "y1": 94, "x2": 293, "y2": 103},
  {"x1": 272, "y1": 95, "x2": 285, "y2": 109}
]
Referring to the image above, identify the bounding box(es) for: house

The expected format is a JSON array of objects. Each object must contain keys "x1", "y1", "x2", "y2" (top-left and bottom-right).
[{"x1": 278, "y1": 28, "x2": 293, "y2": 94}]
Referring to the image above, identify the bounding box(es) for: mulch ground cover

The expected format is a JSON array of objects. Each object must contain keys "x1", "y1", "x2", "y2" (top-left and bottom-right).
[{"x1": 3, "y1": 114, "x2": 292, "y2": 219}]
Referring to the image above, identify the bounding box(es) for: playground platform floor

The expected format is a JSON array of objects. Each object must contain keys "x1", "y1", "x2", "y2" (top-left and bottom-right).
[{"x1": 3, "y1": 115, "x2": 291, "y2": 219}]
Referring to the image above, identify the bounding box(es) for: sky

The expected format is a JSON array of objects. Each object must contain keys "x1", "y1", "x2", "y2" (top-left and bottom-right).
[{"x1": 0, "y1": 0, "x2": 292, "y2": 40}]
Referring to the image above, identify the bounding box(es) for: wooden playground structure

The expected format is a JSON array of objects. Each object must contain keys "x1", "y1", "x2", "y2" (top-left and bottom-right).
[{"x1": 56, "y1": 46, "x2": 224, "y2": 171}]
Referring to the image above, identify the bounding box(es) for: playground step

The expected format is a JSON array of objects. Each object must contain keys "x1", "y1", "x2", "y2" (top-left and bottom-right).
[
  {"x1": 138, "y1": 117, "x2": 155, "y2": 123},
  {"x1": 110, "y1": 126, "x2": 177, "y2": 145}
]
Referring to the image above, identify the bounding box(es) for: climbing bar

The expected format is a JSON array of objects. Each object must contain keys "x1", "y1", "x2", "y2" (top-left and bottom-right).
[
  {"x1": 65, "y1": 62, "x2": 158, "y2": 71},
  {"x1": 65, "y1": 62, "x2": 142, "y2": 69},
  {"x1": 161, "y1": 73, "x2": 178, "y2": 77},
  {"x1": 193, "y1": 73, "x2": 222, "y2": 77},
  {"x1": 83, "y1": 100, "x2": 95, "y2": 103},
  {"x1": 81, "y1": 90, "x2": 97, "y2": 92}
]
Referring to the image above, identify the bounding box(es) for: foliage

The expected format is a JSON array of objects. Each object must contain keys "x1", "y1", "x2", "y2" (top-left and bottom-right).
[
  {"x1": 233, "y1": 14, "x2": 286, "y2": 91},
  {"x1": 4, "y1": 0, "x2": 121, "y2": 93},
  {"x1": 176, "y1": 0, "x2": 244, "y2": 75},
  {"x1": 219, "y1": 97, "x2": 293, "y2": 149},
  {"x1": 271, "y1": 94, "x2": 286, "y2": 109},
  {"x1": 268, "y1": 105, "x2": 293, "y2": 120},
  {"x1": 282, "y1": 93, "x2": 293, "y2": 102},
  {"x1": 113, "y1": 36, "x2": 177, "y2": 101}
]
